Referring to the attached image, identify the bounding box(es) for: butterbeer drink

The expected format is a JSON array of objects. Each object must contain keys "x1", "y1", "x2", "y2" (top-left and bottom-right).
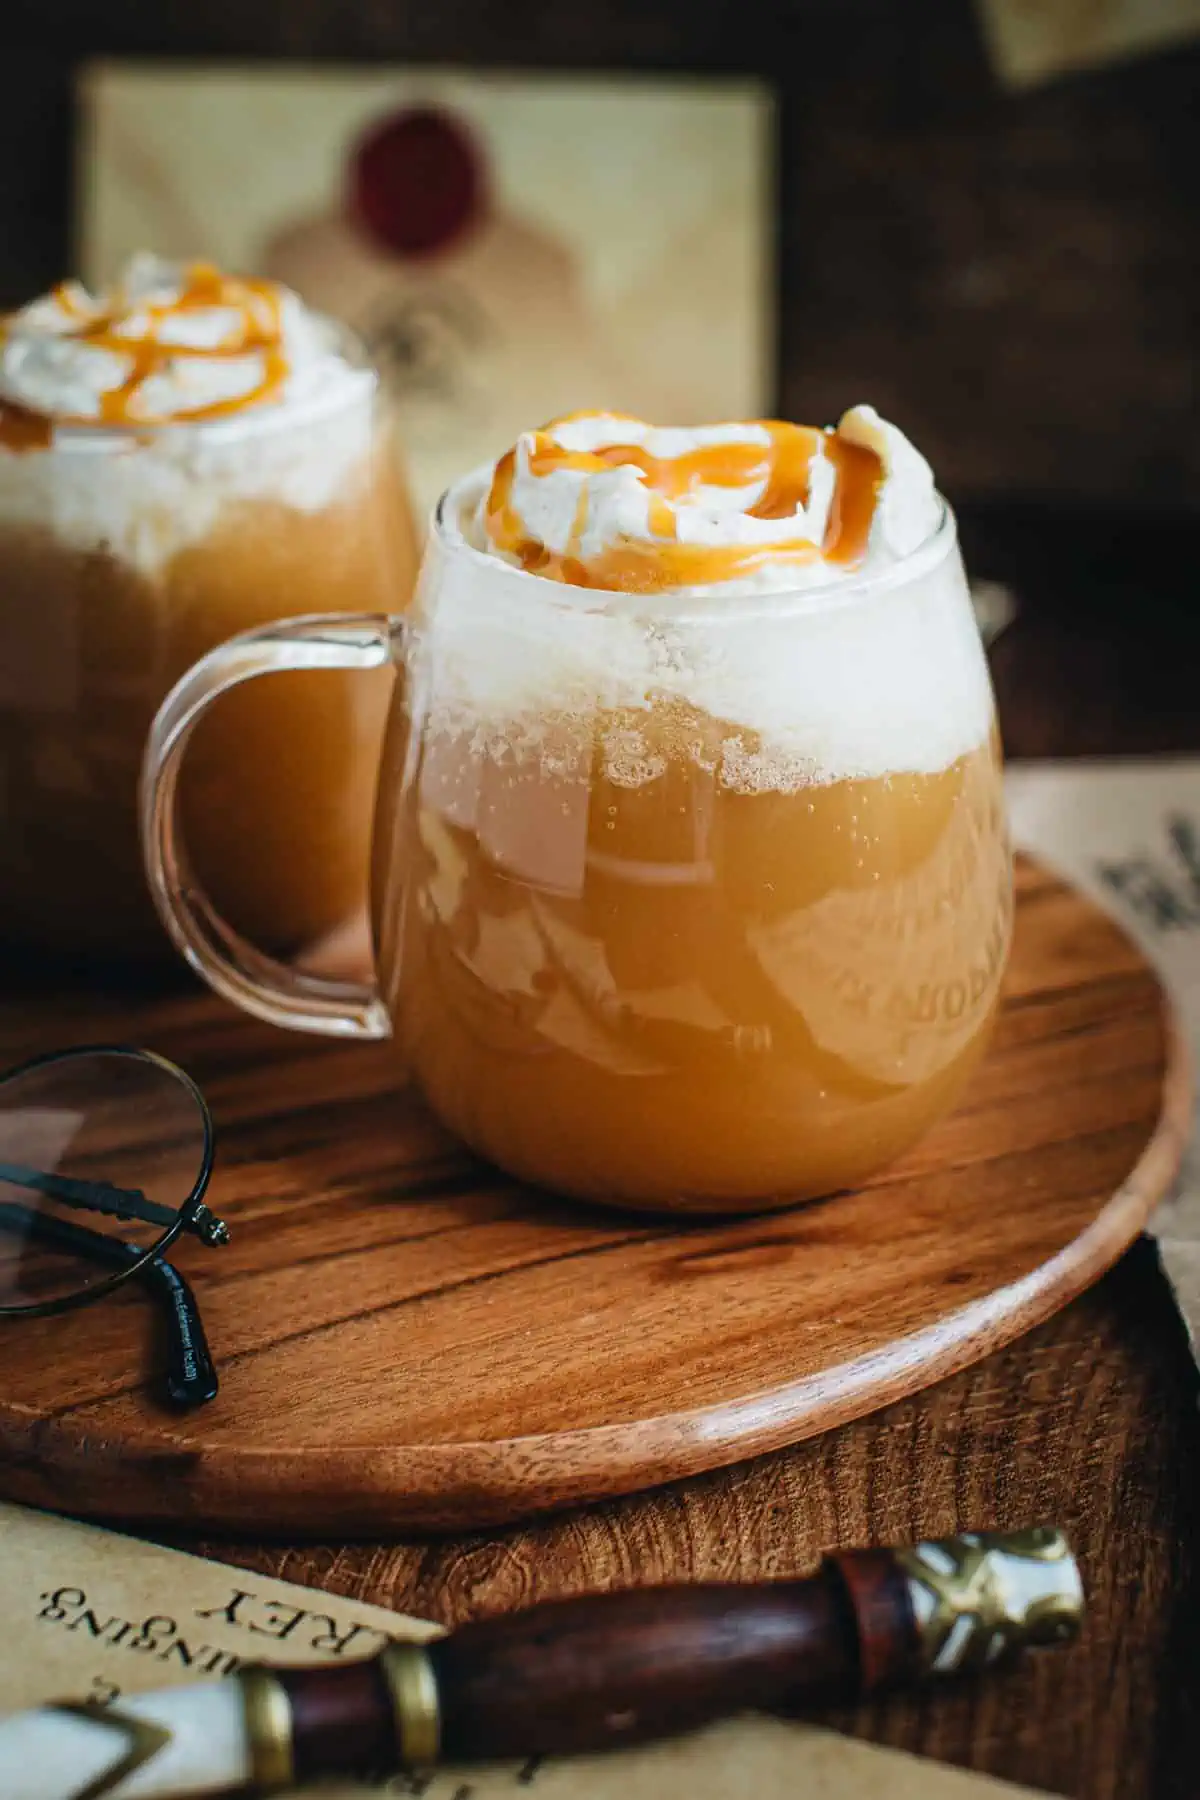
[
  {"x1": 0, "y1": 256, "x2": 417, "y2": 962},
  {"x1": 368, "y1": 408, "x2": 1011, "y2": 1209}
]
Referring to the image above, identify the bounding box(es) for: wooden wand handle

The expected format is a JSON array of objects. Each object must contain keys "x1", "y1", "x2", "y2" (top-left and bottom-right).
[
  {"x1": 275, "y1": 1527, "x2": 1082, "y2": 1782},
  {"x1": 5, "y1": 1529, "x2": 1081, "y2": 1798}
]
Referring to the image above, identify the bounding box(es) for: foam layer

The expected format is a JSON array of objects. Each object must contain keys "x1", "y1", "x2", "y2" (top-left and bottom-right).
[
  {"x1": 412, "y1": 469, "x2": 995, "y2": 793},
  {"x1": 0, "y1": 257, "x2": 376, "y2": 573}
]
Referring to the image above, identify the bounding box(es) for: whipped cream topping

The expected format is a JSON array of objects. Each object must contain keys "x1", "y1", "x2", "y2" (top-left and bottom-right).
[
  {"x1": 0, "y1": 255, "x2": 365, "y2": 430},
  {"x1": 469, "y1": 407, "x2": 940, "y2": 595},
  {"x1": 0, "y1": 256, "x2": 380, "y2": 573}
]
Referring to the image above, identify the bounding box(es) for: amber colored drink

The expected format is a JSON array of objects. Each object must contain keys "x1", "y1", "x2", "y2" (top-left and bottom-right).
[
  {"x1": 372, "y1": 701, "x2": 1008, "y2": 1209},
  {"x1": 0, "y1": 455, "x2": 414, "y2": 960}
]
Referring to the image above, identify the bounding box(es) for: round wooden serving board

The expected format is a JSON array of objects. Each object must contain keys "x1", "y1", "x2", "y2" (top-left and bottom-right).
[{"x1": 0, "y1": 856, "x2": 1188, "y2": 1533}]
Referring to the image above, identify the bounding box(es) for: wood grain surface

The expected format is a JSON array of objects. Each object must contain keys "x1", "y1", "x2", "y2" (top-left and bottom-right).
[
  {"x1": 168, "y1": 1245, "x2": 1199, "y2": 1800},
  {"x1": 0, "y1": 857, "x2": 1187, "y2": 1543}
]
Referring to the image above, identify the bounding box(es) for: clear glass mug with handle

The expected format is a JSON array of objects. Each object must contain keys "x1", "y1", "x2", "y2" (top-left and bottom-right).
[
  {"x1": 141, "y1": 483, "x2": 1012, "y2": 1215},
  {"x1": 0, "y1": 315, "x2": 417, "y2": 965}
]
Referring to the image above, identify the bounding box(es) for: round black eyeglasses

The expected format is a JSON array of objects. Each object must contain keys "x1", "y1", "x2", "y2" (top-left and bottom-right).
[{"x1": 0, "y1": 1045, "x2": 228, "y2": 1406}]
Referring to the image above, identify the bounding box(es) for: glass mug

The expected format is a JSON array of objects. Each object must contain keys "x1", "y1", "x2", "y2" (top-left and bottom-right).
[
  {"x1": 0, "y1": 330, "x2": 417, "y2": 964},
  {"x1": 141, "y1": 493, "x2": 1012, "y2": 1213}
]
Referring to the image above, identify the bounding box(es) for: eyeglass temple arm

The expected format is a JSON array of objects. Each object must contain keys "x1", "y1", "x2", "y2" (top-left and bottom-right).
[
  {"x1": 0, "y1": 1202, "x2": 218, "y2": 1407},
  {"x1": 0, "y1": 1160, "x2": 228, "y2": 1244}
]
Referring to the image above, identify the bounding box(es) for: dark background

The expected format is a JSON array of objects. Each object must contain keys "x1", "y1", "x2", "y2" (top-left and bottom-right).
[{"x1": 2, "y1": 0, "x2": 1198, "y2": 735}]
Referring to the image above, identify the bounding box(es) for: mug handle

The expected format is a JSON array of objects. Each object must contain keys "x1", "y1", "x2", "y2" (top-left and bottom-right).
[{"x1": 140, "y1": 613, "x2": 397, "y2": 1041}]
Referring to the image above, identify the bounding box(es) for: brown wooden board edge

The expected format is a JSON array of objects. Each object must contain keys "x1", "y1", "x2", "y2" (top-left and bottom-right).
[{"x1": 0, "y1": 984, "x2": 1187, "y2": 1537}]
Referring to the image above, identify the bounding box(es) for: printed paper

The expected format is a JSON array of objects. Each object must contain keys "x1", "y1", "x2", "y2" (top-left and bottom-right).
[{"x1": 1008, "y1": 757, "x2": 1200, "y2": 1352}]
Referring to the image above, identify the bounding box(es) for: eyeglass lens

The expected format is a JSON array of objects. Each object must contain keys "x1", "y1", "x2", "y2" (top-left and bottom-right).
[{"x1": 0, "y1": 1047, "x2": 211, "y2": 1311}]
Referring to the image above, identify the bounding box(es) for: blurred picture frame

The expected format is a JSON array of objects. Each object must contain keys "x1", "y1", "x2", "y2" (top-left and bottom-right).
[
  {"x1": 78, "y1": 61, "x2": 774, "y2": 521},
  {"x1": 976, "y1": 0, "x2": 1200, "y2": 87}
]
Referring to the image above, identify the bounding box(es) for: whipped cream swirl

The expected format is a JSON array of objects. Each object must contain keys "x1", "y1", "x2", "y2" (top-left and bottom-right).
[
  {"x1": 0, "y1": 254, "x2": 365, "y2": 430},
  {"x1": 470, "y1": 407, "x2": 940, "y2": 595}
]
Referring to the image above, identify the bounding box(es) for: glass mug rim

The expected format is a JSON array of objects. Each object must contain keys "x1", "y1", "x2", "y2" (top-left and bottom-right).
[
  {"x1": 431, "y1": 470, "x2": 957, "y2": 623},
  {"x1": 8, "y1": 315, "x2": 378, "y2": 456}
]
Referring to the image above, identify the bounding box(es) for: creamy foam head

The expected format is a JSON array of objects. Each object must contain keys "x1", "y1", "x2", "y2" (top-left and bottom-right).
[
  {"x1": 415, "y1": 419, "x2": 994, "y2": 793},
  {"x1": 0, "y1": 256, "x2": 377, "y2": 571},
  {"x1": 466, "y1": 407, "x2": 940, "y2": 594}
]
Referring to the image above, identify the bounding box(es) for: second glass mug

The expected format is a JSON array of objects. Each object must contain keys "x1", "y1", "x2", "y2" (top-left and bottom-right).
[
  {"x1": 0, "y1": 324, "x2": 417, "y2": 963},
  {"x1": 141, "y1": 490, "x2": 1013, "y2": 1213}
]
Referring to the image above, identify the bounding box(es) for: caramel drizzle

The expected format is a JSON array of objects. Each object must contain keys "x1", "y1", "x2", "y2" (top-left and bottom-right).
[
  {"x1": 484, "y1": 413, "x2": 884, "y2": 593},
  {"x1": 1, "y1": 263, "x2": 291, "y2": 436}
]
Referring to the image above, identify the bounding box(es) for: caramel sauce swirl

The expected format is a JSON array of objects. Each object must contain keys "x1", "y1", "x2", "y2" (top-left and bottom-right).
[{"x1": 483, "y1": 413, "x2": 884, "y2": 594}]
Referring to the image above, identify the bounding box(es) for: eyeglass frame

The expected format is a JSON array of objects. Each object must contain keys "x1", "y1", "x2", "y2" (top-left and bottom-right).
[{"x1": 0, "y1": 1042, "x2": 217, "y2": 1321}]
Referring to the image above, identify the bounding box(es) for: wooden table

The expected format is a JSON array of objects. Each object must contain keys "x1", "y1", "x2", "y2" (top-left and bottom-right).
[{"x1": 30, "y1": 572, "x2": 1200, "y2": 1799}]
